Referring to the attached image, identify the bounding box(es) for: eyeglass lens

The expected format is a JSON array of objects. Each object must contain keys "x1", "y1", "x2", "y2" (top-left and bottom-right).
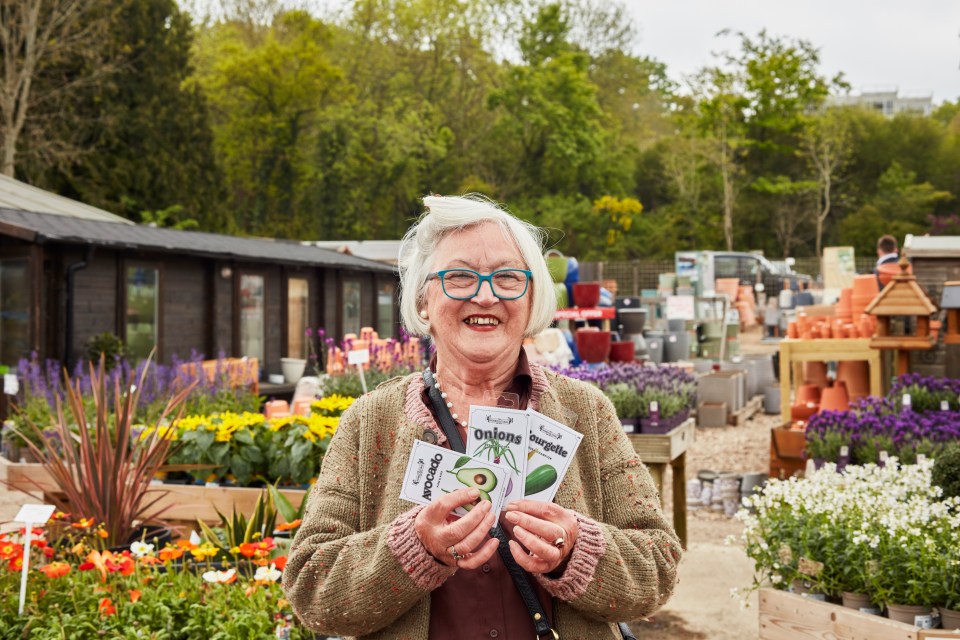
[{"x1": 441, "y1": 270, "x2": 528, "y2": 299}]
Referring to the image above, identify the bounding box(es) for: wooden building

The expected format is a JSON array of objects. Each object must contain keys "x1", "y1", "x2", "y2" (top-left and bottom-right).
[
  {"x1": 0, "y1": 176, "x2": 398, "y2": 378},
  {"x1": 902, "y1": 234, "x2": 960, "y2": 377}
]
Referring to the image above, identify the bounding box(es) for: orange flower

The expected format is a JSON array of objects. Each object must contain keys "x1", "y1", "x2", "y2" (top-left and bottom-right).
[
  {"x1": 98, "y1": 597, "x2": 116, "y2": 617},
  {"x1": 71, "y1": 543, "x2": 86, "y2": 555},
  {"x1": 238, "y1": 537, "x2": 276, "y2": 558},
  {"x1": 42, "y1": 547, "x2": 54, "y2": 559},
  {"x1": 272, "y1": 555, "x2": 287, "y2": 570},
  {"x1": 277, "y1": 598, "x2": 289, "y2": 610},
  {"x1": 51, "y1": 511, "x2": 70, "y2": 521},
  {"x1": 158, "y1": 547, "x2": 184, "y2": 563},
  {"x1": 72, "y1": 518, "x2": 95, "y2": 530},
  {"x1": 105, "y1": 554, "x2": 135, "y2": 577},
  {"x1": 139, "y1": 555, "x2": 161, "y2": 566},
  {"x1": 276, "y1": 519, "x2": 301, "y2": 531},
  {"x1": 244, "y1": 585, "x2": 258, "y2": 597},
  {"x1": 8, "y1": 556, "x2": 24, "y2": 571},
  {"x1": 176, "y1": 540, "x2": 197, "y2": 551},
  {"x1": 237, "y1": 543, "x2": 257, "y2": 558},
  {"x1": 97, "y1": 530, "x2": 109, "y2": 539},
  {"x1": 39, "y1": 562, "x2": 71, "y2": 579},
  {"x1": 129, "y1": 589, "x2": 142, "y2": 603}
]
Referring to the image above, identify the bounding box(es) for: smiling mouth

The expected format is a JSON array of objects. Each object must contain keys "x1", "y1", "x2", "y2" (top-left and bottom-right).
[{"x1": 465, "y1": 316, "x2": 500, "y2": 326}]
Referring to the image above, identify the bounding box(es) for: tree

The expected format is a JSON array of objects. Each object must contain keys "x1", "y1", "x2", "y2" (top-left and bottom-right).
[
  {"x1": 0, "y1": 0, "x2": 111, "y2": 176},
  {"x1": 802, "y1": 108, "x2": 852, "y2": 257}
]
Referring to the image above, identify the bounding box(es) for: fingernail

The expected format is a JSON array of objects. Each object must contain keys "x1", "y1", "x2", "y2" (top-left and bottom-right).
[
  {"x1": 503, "y1": 502, "x2": 516, "y2": 511},
  {"x1": 505, "y1": 511, "x2": 520, "y2": 523},
  {"x1": 467, "y1": 488, "x2": 480, "y2": 498}
]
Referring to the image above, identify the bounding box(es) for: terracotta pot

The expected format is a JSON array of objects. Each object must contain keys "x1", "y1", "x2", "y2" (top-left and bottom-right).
[
  {"x1": 852, "y1": 274, "x2": 880, "y2": 297},
  {"x1": 819, "y1": 385, "x2": 849, "y2": 412},
  {"x1": 886, "y1": 603, "x2": 938, "y2": 627},
  {"x1": 791, "y1": 402, "x2": 819, "y2": 421},
  {"x1": 796, "y1": 383, "x2": 821, "y2": 404},
  {"x1": 837, "y1": 360, "x2": 870, "y2": 400},
  {"x1": 877, "y1": 261, "x2": 911, "y2": 287},
  {"x1": 803, "y1": 361, "x2": 828, "y2": 389},
  {"x1": 941, "y1": 606, "x2": 960, "y2": 631},
  {"x1": 787, "y1": 322, "x2": 798, "y2": 339},
  {"x1": 572, "y1": 282, "x2": 601, "y2": 308},
  {"x1": 609, "y1": 341, "x2": 635, "y2": 362},
  {"x1": 575, "y1": 329, "x2": 610, "y2": 363},
  {"x1": 841, "y1": 591, "x2": 881, "y2": 614}
]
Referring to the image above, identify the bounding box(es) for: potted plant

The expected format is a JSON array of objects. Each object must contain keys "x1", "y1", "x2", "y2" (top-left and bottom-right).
[
  {"x1": 10, "y1": 355, "x2": 194, "y2": 548},
  {"x1": 604, "y1": 383, "x2": 641, "y2": 432}
]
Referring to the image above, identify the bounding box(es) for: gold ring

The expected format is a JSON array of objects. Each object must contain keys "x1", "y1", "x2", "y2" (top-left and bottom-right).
[{"x1": 449, "y1": 545, "x2": 466, "y2": 561}]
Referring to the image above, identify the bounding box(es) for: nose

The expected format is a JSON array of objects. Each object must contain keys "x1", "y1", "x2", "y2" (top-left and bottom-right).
[{"x1": 471, "y1": 279, "x2": 498, "y2": 305}]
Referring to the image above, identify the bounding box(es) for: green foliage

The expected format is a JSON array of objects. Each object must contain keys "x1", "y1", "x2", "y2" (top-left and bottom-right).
[
  {"x1": 931, "y1": 443, "x2": 960, "y2": 501},
  {"x1": 603, "y1": 383, "x2": 640, "y2": 419},
  {"x1": 83, "y1": 333, "x2": 126, "y2": 370},
  {"x1": 197, "y1": 489, "x2": 277, "y2": 550}
]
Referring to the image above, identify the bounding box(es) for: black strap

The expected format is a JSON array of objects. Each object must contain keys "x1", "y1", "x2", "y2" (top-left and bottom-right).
[{"x1": 421, "y1": 370, "x2": 557, "y2": 639}]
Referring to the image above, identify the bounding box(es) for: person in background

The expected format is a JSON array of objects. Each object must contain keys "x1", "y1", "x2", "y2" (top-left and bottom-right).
[
  {"x1": 874, "y1": 234, "x2": 900, "y2": 288},
  {"x1": 282, "y1": 194, "x2": 681, "y2": 639}
]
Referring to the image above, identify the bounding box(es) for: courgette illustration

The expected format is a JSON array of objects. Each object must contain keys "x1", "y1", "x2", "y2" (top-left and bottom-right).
[{"x1": 524, "y1": 464, "x2": 558, "y2": 495}]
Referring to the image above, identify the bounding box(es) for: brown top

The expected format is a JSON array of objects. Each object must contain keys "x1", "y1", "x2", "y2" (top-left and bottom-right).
[
  {"x1": 281, "y1": 366, "x2": 682, "y2": 640},
  {"x1": 423, "y1": 350, "x2": 552, "y2": 640}
]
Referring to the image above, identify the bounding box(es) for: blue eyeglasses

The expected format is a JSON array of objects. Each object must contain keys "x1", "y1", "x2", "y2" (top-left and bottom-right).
[{"x1": 428, "y1": 268, "x2": 533, "y2": 300}]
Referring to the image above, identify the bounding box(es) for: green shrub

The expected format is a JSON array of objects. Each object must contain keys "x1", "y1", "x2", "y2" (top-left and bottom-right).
[{"x1": 932, "y1": 443, "x2": 960, "y2": 500}]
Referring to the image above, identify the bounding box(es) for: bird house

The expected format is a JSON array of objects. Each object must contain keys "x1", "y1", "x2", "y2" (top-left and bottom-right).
[
  {"x1": 864, "y1": 256, "x2": 939, "y2": 376},
  {"x1": 942, "y1": 281, "x2": 960, "y2": 346}
]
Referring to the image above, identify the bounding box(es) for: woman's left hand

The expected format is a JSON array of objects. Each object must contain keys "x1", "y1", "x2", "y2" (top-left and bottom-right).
[{"x1": 502, "y1": 500, "x2": 579, "y2": 575}]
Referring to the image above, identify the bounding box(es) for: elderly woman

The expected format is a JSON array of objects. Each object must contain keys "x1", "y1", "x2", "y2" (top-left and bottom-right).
[{"x1": 283, "y1": 195, "x2": 681, "y2": 639}]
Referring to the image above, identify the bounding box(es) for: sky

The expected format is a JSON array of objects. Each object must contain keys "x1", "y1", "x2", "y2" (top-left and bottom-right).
[{"x1": 623, "y1": 0, "x2": 960, "y2": 104}]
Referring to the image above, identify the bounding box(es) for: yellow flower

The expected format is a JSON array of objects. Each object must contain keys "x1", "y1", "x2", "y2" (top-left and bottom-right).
[{"x1": 190, "y1": 544, "x2": 220, "y2": 561}]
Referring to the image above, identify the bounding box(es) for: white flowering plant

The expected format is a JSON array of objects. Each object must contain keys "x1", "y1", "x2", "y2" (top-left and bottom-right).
[{"x1": 737, "y1": 458, "x2": 960, "y2": 609}]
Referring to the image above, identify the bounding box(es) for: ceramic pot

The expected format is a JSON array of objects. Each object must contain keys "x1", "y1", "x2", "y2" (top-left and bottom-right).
[
  {"x1": 940, "y1": 606, "x2": 960, "y2": 631},
  {"x1": 837, "y1": 360, "x2": 870, "y2": 400},
  {"x1": 281, "y1": 357, "x2": 306, "y2": 383},
  {"x1": 877, "y1": 261, "x2": 910, "y2": 287},
  {"x1": 886, "y1": 603, "x2": 939, "y2": 628},
  {"x1": 852, "y1": 274, "x2": 880, "y2": 297},
  {"x1": 572, "y1": 282, "x2": 601, "y2": 308},
  {"x1": 763, "y1": 385, "x2": 781, "y2": 414},
  {"x1": 791, "y1": 579, "x2": 826, "y2": 601},
  {"x1": 618, "y1": 309, "x2": 647, "y2": 335},
  {"x1": 554, "y1": 282, "x2": 569, "y2": 309},
  {"x1": 575, "y1": 329, "x2": 610, "y2": 363},
  {"x1": 841, "y1": 591, "x2": 881, "y2": 614},
  {"x1": 803, "y1": 361, "x2": 828, "y2": 389},
  {"x1": 791, "y1": 402, "x2": 819, "y2": 421},
  {"x1": 609, "y1": 341, "x2": 635, "y2": 362},
  {"x1": 545, "y1": 250, "x2": 568, "y2": 283}
]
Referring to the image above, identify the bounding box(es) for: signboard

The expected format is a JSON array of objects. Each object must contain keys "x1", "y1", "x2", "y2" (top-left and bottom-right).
[
  {"x1": 822, "y1": 246, "x2": 856, "y2": 290},
  {"x1": 665, "y1": 295, "x2": 696, "y2": 321}
]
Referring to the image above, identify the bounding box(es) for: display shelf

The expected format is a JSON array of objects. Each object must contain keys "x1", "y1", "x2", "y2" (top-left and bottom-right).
[{"x1": 778, "y1": 338, "x2": 883, "y2": 423}]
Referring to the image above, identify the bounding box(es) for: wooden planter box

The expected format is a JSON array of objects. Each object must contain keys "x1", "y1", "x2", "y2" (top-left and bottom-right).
[
  {"x1": 770, "y1": 424, "x2": 807, "y2": 479},
  {"x1": 1, "y1": 455, "x2": 307, "y2": 525},
  {"x1": 759, "y1": 588, "x2": 960, "y2": 640}
]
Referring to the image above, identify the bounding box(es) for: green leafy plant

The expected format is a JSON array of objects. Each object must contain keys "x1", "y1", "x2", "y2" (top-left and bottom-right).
[
  {"x1": 804, "y1": 429, "x2": 848, "y2": 462},
  {"x1": 197, "y1": 489, "x2": 278, "y2": 551},
  {"x1": 83, "y1": 332, "x2": 126, "y2": 370},
  {"x1": 10, "y1": 355, "x2": 194, "y2": 547},
  {"x1": 604, "y1": 383, "x2": 641, "y2": 420},
  {"x1": 932, "y1": 443, "x2": 960, "y2": 500}
]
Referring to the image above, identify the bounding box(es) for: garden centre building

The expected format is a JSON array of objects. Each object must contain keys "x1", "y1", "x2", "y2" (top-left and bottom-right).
[{"x1": 0, "y1": 174, "x2": 398, "y2": 375}]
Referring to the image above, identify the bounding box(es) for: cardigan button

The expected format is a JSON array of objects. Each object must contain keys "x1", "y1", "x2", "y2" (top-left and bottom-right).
[
  {"x1": 481, "y1": 564, "x2": 491, "y2": 573},
  {"x1": 489, "y1": 630, "x2": 499, "y2": 638},
  {"x1": 421, "y1": 430, "x2": 438, "y2": 445}
]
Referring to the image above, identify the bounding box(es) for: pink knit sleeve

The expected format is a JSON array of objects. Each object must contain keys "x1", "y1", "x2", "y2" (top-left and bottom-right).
[
  {"x1": 386, "y1": 505, "x2": 457, "y2": 590},
  {"x1": 534, "y1": 514, "x2": 606, "y2": 601}
]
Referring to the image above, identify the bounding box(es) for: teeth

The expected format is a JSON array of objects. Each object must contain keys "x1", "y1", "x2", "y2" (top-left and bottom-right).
[{"x1": 466, "y1": 317, "x2": 500, "y2": 326}]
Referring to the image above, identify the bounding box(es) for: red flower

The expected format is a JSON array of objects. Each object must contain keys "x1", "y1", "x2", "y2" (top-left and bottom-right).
[
  {"x1": 43, "y1": 547, "x2": 54, "y2": 559},
  {"x1": 129, "y1": 589, "x2": 142, "y2": 603},
  {"x1": 272, "y1": 555, "x2": 287, "y2": 570},
  {"x1": 98, "y1": 597, "x2": 116, "y2": 617},
  {"x1": 0, "y1": 542, "x2": 23, "y2": 561},
  {"x1": 8, "y1": 556, "x2": 23, "y2": 571}
]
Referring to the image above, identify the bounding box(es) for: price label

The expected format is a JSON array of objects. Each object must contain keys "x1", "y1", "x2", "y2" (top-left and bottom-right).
[
  {"x1": 3, "y1": 374, "x2": 18, "y2": 396},
  {"x1": 347, "y1": 349, "x2": 370, "y2": 365},
  {"x1": 14, "y1": 504, "x2": 55, "y2": 525}
]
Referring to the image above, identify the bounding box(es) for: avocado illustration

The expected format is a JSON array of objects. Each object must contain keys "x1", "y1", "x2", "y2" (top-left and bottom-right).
[
  {"x1": 462, "y1": 489, "x2": 492, "y2": 511},
  {"x1": 450, "y1": 467, "x2": 498, "y2": 492}
]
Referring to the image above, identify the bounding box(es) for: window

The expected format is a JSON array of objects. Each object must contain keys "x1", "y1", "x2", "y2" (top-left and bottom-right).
[
  {"x1": 240, "y1": 274, "x2": 265, "y2": 362},
  {"x1": 0, "y1": 260, "x2": 29, "y2": 364},
  {"x1": 125, "y1": 266, "x2": 159, "y2": 360},
  {"x1": 715, "y1": 256, "x2": 739, "y2": 279},
  {"x1": 341, "y1": 278, "x2": 362, "y2": 337},
  {"x1": 376, "y1": 281, "x2": 395, "y2": 338},
  {"x1": 287, "y1": 277, "x2": 309, "y2": 358}
]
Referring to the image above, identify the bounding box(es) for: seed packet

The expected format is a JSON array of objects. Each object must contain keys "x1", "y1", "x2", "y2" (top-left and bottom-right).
[
  {"x1": 524, "y1": 409, "x2": 583, "y2": 503},
  {"x1": 466, "y1": 406, "x2": 530, "y2": 505},
  {"x1": 399, "y1": 440, "x2": 511, "y2": 519}
]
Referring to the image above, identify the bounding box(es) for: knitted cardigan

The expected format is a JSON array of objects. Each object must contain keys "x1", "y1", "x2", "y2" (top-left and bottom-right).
[{"x1": 282, "y1": 365, "x2": 682, "y2": 639}]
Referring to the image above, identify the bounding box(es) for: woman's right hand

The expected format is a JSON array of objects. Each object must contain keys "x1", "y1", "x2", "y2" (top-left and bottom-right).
[{"x1": 414, "y1": 488, "x2": 499, "y2": 569}]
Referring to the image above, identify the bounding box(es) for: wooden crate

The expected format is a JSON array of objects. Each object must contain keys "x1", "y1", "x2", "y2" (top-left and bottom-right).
[
  {"x1": 770, "y1": 424, "x2": 807, "y2": 479},
  {"x1": 0, "y1": 455, "x2": 57, "y2": 494},
  {"x1": 759, "y1": 588, "x2": 960, "y2": 640}
]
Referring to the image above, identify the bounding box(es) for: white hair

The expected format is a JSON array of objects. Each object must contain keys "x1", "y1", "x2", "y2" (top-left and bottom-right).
[{"x1": 398, "y1": 194, "x2": 556, "y2": 338}]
